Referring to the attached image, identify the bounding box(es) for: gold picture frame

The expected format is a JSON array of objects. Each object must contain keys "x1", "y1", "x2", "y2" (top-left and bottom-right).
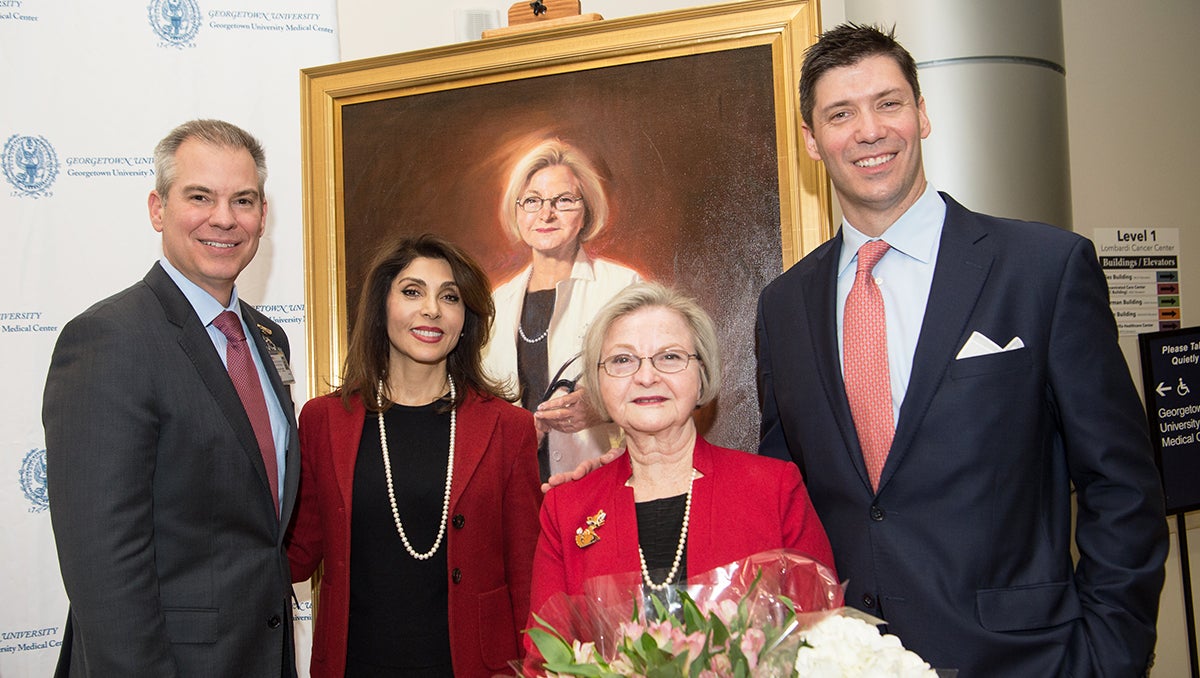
[{"x1": 300, "y1": 0, "x2": 830, "y2": 452}]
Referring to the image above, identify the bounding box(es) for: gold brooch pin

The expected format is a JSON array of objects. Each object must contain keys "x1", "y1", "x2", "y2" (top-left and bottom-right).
[{"x1": 575, "y1": 509, "x2": 606, "y2": 548}]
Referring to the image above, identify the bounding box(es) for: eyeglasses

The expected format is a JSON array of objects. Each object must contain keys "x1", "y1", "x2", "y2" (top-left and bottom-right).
[
  {"x1": 517, "y1": 193, "x2": 584, "y2": 213},
  {"x1": 597, "y1": 350, "x2": 699, "y2": 378}
]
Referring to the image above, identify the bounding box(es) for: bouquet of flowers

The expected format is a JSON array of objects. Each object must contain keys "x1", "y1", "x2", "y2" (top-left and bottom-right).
[
  {"x1": 521, "y1": 549, "x2": 940, "y2": 677},
  {"x1": 792, "y1": 610, "x2": 940, "y2": 677}
]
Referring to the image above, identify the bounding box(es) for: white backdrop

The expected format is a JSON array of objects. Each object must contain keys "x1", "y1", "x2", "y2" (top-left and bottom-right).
[{"x1": 0, "y1": 2, "x2": 337, "y2": 675}]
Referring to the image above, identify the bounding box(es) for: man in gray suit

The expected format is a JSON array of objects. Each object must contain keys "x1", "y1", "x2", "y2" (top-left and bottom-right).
[{"x1": 44, "y1": 119, "x2": 299, "y2": 677}]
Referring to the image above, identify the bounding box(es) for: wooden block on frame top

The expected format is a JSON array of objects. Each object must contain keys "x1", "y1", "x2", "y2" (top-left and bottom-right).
[{"x1": 483, "y1": 0, "x2": 603, "y2": 39}]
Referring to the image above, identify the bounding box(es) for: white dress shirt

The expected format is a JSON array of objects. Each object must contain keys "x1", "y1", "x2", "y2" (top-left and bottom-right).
[
  {"x1": 160, "y1": 257, "x2": 288, "y2": 508},
  {"x1": 836, "y1": 184, "x2": 947, "y2": 425}
]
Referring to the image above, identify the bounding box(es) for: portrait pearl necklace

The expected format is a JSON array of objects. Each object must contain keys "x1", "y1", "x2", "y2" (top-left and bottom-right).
[
  {"x1": 518, "y1": 323, "x2": 548, "y2": 344},
  {"x1": 376, "y1": 376, "x2": 455, "y2": 561},
  {"x1": 637, "y1": 469, "x2": 696, "y2": 591},
  {"x1": 518, "y1": 268, "x2": 550, "y2": 343}
]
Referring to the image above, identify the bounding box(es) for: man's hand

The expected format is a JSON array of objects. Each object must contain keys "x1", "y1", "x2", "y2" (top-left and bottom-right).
[
  {"x1": 534, "y1": 387, "x2": 602, "y2": 434},
  {"x1": 540, "y1": 446, "x2": 624, "y2": 494}
]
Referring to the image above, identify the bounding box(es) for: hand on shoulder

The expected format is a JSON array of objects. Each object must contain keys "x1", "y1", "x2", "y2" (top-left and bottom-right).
[{"x1": 540, "y1": 446, "x2": 624, "y2": 494}]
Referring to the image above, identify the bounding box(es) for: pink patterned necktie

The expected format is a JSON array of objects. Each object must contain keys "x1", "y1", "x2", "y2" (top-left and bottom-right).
[
  {"x1": 843, "y1": 240, "x2": 894, "y2": 491},
  {"x1": 213, "y1": 311, "x2": 279, "y2": 516}
]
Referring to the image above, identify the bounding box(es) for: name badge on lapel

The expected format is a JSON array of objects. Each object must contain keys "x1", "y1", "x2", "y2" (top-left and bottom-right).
[{"x1": 257, "y1": 324, "x2": 295, "y2": 385}]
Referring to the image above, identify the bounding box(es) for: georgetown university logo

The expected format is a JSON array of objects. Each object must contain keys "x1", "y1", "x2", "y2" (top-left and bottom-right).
[
  {"x1": 2, "y1": 135, "x2": 59, "y2": 198},
  {"x1": 19, "y1": 448, "x2": 49, "y2": 513},
  {"x1": 148, "y1": 0, "x2": 201, "y2": 47}
]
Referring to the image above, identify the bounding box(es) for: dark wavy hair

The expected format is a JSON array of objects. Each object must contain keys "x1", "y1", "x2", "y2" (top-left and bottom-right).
[
  {"x1": 799, "y1": 23, "x2": 921, "y2": 128},
  {"x1": 339, "y1": 234, "x2": 508, "y2": 412}
]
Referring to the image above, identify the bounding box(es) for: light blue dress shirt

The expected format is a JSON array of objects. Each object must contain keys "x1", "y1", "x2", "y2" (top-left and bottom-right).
[
  {"x1": 160, "y1": 257, "x2": 289, "y2": 509},
  {"x1": 836, "y1": 184, "x2": 947, "y2": 425}
]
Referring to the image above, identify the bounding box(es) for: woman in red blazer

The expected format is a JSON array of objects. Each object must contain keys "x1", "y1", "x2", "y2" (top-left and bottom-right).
[
  {"x1": 529, "y1": 282, "x2": 835, "y2": 628},
  {"x1": 287, "y1": 235, "x2": 542, "y2": 677}
]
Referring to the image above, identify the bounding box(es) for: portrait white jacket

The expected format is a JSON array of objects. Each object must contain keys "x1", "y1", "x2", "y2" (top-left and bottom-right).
[{"x1": 483, "y1": 249, "x2": 641, "y2": 475}]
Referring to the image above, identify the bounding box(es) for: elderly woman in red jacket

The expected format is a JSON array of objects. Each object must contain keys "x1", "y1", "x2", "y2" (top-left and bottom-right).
[
  {"x1": 287, "y1": 234, "x2": 541, "y2": 677},
  {"x1": 529, "y1": 282, "x2": 835, "y2": 620}
]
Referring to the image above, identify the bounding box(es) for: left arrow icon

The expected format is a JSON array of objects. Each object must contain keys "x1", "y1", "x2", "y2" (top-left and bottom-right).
[{"x1": 1156, "y1": 382, "x2": 1171, "y2": 397}]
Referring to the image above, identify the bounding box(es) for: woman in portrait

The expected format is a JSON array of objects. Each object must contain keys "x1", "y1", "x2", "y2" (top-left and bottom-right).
[
  {"x1": 287, "y1": 234, "x2": 542, "y2": 677},
  {"x1": 528, "y1": 282, "x2": 835, "y2": 619},
  {"x1": 483, "y1": 138, "x2": 642, "y2": 483}
]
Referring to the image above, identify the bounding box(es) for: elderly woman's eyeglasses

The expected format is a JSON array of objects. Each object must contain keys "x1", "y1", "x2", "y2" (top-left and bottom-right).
[
  {"x1": 598, "y1": 350, "x2": 699, "y2": 378},
  {"x1": 517, "y1": 194, "x2": 584, "y2": 213}
]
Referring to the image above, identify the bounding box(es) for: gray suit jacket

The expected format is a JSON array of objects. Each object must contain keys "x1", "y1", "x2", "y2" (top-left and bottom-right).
[{"x1": 45, "y1": 262, "x2": 300, "y2": 677}]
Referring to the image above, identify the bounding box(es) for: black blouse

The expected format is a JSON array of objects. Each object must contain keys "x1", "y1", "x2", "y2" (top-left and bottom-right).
[
  {"x1": 635, "y1": 493, "x2": 690, "y2": 586},
  {"x1": 516, "y1": 288, "x2": 556, "y2": 411},
  {"x1": 346, "y1": 402, "x2": 454, "y2": 676}
]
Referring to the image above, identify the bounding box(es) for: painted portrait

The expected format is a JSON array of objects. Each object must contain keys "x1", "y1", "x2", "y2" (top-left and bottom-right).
[{"x1": 302, "y1": 0, "x2": 830, "y2": 456}]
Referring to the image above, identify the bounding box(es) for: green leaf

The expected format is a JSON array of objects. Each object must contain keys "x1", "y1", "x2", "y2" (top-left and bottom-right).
[
  {"x1": 710, "y1": 615, "x2": 730, "y2": 646},
  {"x1": 645, "y1": 664, "x2": 679, "y2": 678},
  {"x1": 779, "y1": 593, "x2": 796, "y2": 616},
  {"x1": 530, "y1": 613, "x2": 571, "y2": 645},
  {"x1": 681, "y1": 595, "x2": 705, "y2": 634},
  {"x1": 648, "y1": 594, "x2": 670, "y2": 621},
  {"x1": 541, "y1": 661, "x2": 605, "y2": 677},
  {"x1": 688, "y1": 648, "x2": 713, "y2": 678},
  {"x1": 683, "y1": 608, "x2": 705, "y2": 634},
  {"x1": 526, "y1": 627, "x2": 573, "y2": 667},
  {"x1": 636, "y1": 632, "x2": 672, "y2": 665}
]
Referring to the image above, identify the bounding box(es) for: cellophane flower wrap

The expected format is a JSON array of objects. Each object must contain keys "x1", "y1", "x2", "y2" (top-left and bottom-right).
[{"x1": 520, "y1": 549, "x2": 850, "y2": 677}]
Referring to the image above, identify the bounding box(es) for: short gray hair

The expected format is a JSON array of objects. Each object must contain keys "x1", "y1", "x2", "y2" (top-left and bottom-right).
[
  {"x1": 153, "y1": 119, "x2": 267, "y2": 199},
  {"x1": 579, "y1": 282, "x2": 722, "y2": 419}
]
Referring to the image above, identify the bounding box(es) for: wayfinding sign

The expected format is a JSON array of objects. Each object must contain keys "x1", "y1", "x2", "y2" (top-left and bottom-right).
[
  {"x1": 1095, "y1": 228, "x2": 1182, "y2": 335},
  {"x1": 1140, "y1": 326, "x2": 1200, "y2": 514}
]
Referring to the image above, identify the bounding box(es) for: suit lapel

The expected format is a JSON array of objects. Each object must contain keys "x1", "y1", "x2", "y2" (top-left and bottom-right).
[
  {"x1": 144, "y1": 265, "x2": 277, "y2": 512},
  {"x1": 241, "y1": 301, "x2": 301, "y2": 525},
  {"x1": 881, "y1": 196, "x2": 994, "y2": 490},
  {"x1": 804, "y1": 234, "x2": 874, "y2": 487}
]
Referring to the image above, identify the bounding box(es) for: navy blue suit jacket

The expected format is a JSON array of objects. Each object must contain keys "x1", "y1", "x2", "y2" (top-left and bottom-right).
[{"x1": 756, "y1": 194, "x2": 1166, "y2": 677}]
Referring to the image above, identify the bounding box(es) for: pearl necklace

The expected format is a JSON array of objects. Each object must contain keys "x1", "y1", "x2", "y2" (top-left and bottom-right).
[
  {"x1": 637, "y1": 469, "x2": 696, "y2": 591},
  {"x1": 517, "y1": 322, "x2": 548, "y2": 343},
  {"x1": 376, "y1": 377, "x2": 455, "y2": 561},
  {"x1": 518, "y1": 268, "x2": 551, "y2": 343}
]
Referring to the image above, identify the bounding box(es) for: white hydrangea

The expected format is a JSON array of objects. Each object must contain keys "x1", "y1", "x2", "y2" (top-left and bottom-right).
[{"x1": 794, "y1": 614, "x2": 937, "y2": 678}]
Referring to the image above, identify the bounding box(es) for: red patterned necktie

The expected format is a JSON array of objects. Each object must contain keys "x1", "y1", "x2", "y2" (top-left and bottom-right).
[
  {"x1": 213, "y1": 311, "x2": 280, "y2": 516},
  {"x1": 843, "y1": 240, "x2": 894, "y2": 491}
]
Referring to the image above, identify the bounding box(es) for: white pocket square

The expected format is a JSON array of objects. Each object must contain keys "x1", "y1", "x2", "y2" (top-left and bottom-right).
[{"x1": 955, "y1": 331, "x2": 1025, "y2": 359}]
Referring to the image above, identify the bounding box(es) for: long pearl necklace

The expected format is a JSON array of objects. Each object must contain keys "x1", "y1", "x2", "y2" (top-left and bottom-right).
[
  {"x1": 376, "y1": 376, "x2": 455, "y2": 561},
  {"x1": 637, "y1": 469, "x2": 696, "y2": 591}
]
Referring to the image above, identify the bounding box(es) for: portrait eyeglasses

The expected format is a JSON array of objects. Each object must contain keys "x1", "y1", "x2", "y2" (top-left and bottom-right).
[
  {"x1": 517, "y1": 194, "x2": 585, "y2": 213},
  {"x1": 598, "y1": 351, "x2": 700, "y2": 378}
]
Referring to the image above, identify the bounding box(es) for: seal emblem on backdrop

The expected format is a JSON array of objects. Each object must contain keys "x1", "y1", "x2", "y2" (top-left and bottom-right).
[
  {"x1": 2, "y1": 135, "x2": 59, "y2": 198},
  {"x1": 20, "y1": 448, "x2": 49, "y2": 513},
  {"x1": 148, "y1": 0, "x2": 201, "y2": 47}
]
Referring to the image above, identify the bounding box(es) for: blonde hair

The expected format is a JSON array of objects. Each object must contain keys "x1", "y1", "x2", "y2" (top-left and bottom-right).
[
  {"x1": 579, "y1": 282, "x2": 722, "y2": 420},
  {"x1": 499, "y1": 138, "x2": 609, "y2": 244}
]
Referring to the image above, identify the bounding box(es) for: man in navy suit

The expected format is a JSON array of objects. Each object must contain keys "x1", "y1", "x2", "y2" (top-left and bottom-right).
[
  {"x1": 45, "y1": 120, "x2": 299, "y2": 677},
  {"x1": 757, "y1": 24, "x2": 1167, "y2": 676}
]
